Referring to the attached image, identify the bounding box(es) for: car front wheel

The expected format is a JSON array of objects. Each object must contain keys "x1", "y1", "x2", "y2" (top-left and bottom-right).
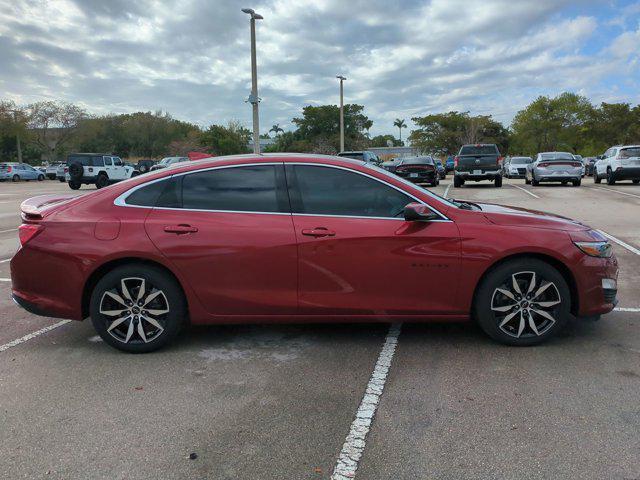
[
  {"x1": 474, "y1": 259, "x2": 571, "y2": 346},
  {"x1": 90, "y1": 264, "x2": 186, "y2": 353}
]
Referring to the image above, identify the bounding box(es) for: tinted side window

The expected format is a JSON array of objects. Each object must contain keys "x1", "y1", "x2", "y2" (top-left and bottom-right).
[
  {"x1": 182, "y1": 165, "x2": 285, "y2": 212},
  {"x1": 125, "y1": 177, "x2": 181, "y2": 208},
  {"x1": 93, "y1": 156, "x2": 105, "y2": 167},
  {"x1": 289, "y1": 165, "x2": 412, "y2": 218}
]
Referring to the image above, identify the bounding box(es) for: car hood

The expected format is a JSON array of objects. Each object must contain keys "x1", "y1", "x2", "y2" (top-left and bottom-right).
[{"x1": 479, "y1": 203, "x2": 589, "y2": 232}]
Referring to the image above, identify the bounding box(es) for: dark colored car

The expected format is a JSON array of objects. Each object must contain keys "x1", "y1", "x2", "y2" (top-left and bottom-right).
[
  {"x1": 434, "y1": 160, "x2": 446, "y2": 180},
  {"x1": 583, "y1": 157, "x2": 597, "y2": 176},
  {"x1": 453, "y1": 144, "x2": 503, "y2": 187},
  {"x1": 394, "y1": 156, "x2": 439, "y2": 186},
  {"x1": 381, "y1": 157, "x2": 405, "y2": 173},
  {"x1": 337, "y1": 151, "x2": 382, "y2": 166},
  {"x1": 12, "y1": 154, "x2": 618, "y2": 353},
  {"x1": 136, "y1": 159, "x2": 156, "y2": 174}
]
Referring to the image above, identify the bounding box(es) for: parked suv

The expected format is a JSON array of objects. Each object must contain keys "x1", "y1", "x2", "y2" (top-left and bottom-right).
[
  {"x1": 525, "y1": 152, "x2": 582, "y2": 187},
  {"x1": 593, "y1": 145, "x2": 640, "y2": 185},
  {"x1": 149, "y1": 156, "x2": 188, "y2": 171},
  {"x1": 453, "y1": 144, "x2": 503, "y2": 187},
  {"x1": 66, "y1": 153, "x2": 138, "y2": 190}
]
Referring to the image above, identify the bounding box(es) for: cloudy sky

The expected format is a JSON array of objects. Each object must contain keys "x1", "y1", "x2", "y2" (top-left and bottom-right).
[{"x1": 1, "y1": 0, "x2": 639, "y2": 136}]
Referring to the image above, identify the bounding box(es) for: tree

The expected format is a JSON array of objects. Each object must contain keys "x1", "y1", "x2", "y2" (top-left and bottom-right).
[
  {"x1": 269, "y1": 124, "x2": 284, "y2": 137},
  {"x1": 200, "y1": 120, "x2": 251, "y2": 156},
  {"x1": 26, "y1": 101, "x2": 86, "y2": 161},
  {"x1": 0, "y1": 100, "x2": 29, "y2": 162},
  {"x1": 370, "y1": 134, "x2": 401, "y2": 147},
  {"x1": 393, "y1": 118, "x2": 406, "y2": 144}
]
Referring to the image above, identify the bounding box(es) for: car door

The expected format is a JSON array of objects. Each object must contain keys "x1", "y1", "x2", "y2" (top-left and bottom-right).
[
  {"x1": 111, "y1": 157, "x2": 127, "y2": 180},
  {"x1": 285, "y1": 163, "x2": 461, "y2": 316},
  {"x1": 143, "y1": 163, "x2": 298, "y2": 316}
]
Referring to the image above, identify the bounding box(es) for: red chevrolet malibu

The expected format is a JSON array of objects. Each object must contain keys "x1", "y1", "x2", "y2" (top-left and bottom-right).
[{"x1": 11, "y1": 154, "x2": 618, "y2": 352}]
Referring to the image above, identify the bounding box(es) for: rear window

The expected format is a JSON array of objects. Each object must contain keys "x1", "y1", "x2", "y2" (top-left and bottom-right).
[
  {"x1": 540, "y1": 153, "x2": 574, "y2": 161},
  {"x1": 67, "y1": 155, "x2": 105, "y2": 167},
  {"x1": 619, "y1": 148, "x2": 640, "y2": 158},
  {"x1": 510, "y1": 157, "x2": 533, "y2": 164},
  {"x1": 459, "y1": 145, "x2": 499, "y2": 155},
  {"x1": 401, "y1": 157, "x2": 434, "y2": 165}
]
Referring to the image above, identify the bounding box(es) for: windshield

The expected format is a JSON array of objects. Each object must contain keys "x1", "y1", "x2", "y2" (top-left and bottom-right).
[
  {"x1": 540, "y1": 152, "x2": 574, "y2": 161},
  {"x1": 460, "y1": 145, "x2": 498, "y2": 155},
  {"x1": 363, "y1": 163, "x2": 457, "y2": 209},
  {"x1": 159, "y1": 158, "x2": 172, "y2": 166},
  {"x1": 511, "y1": 157, "x2": 533, "y2": 164},
  {"x1": 401, "y1": 156, "x2": 434, "y2": 165}
]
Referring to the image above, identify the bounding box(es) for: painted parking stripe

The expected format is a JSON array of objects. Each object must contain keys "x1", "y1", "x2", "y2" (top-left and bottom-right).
[
  {"x1": 590, "y1": 186, "x2": 640, "y2": 200},
  {"x1": 510, "y1": 184, "x2": 540, "y2": 198},
  {"x1": 331, "y1": 323, "x2": 402, "y2": 480},
  {"x1": 0, "y1": 278, "x2": 10, "y2": 282},
  {"x1": 614, "y1": 307, "x2": 640, "y2": 312},
  {"x1": 0, "y1": 258, "x2": 11, "y2": 264},
  {"x1": 597, "y1": 230, "x2": 640, "y2": 256},
  {"x1": 0, "y1": 228, "x2": 18, "y2": 234},
  {"x1": 0, "y1": 320, "x2": 72, "y2": 353},
  {"x1": 443, "y1": 183, "x2": 452, "y2": 198}
]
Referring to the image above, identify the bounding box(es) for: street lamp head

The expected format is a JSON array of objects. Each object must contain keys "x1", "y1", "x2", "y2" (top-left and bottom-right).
[
  {"x1": 241, "y1": 8, "x2": 255, "y2": 14},
  {"x1": 336, "y1": 75, "x2": 347, "y2": 81},
  {"x1": 242, "y1": 8, "x2": 263, "y2": 19}
]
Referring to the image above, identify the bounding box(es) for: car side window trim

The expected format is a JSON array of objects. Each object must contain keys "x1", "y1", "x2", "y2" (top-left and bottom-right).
[
  {"x1": 114, "y1": 163, "x2": 291, "y2": 215},
  {"x1": 285, "y1": 162, "x2": 450, "y2": 222}
]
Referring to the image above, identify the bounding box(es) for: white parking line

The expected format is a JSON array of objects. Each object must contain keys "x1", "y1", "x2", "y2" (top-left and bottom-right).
[
  {"x1": 510, "y1": 184, "x2": 540, "y2": 198},
  {"x1": 0, "y1": 228, "x2": 18, "y2": 234},
  {"x1": 615, "y1": 307, "x2": 640, "y2": 312},
  {"x1": 331, "y1": 323, "x2": 402, "y2": 480},
  {"x1": 591, "y1": 186, "x2": 640, "y2": 200},
  {"x1": 0, "y1": 320, "x2": 72, "y2": 353},
  {"x1": 0, "y1": 278, "x2": 10, "y2": 282},
  {"x1": 0, "y1": 258, "x2": 11, "y2": 264},
  {"x1": 597, "y1": 230, "x2": 640, "y2": 256},
  {"x1": 443, "y1": 183, "x2": 452, "y2": 198}
]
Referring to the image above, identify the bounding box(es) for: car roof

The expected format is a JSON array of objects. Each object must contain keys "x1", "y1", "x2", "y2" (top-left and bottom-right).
[{"x1": 68, "y1": 152, "x2": 110, "y2": 156}]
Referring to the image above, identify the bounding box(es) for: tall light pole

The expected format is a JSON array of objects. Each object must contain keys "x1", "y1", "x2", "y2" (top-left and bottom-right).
[
  {"x1": 242, "y1": 8, "x2": 263, "y2": 154},
  {"x1": 336, "y1": 75, "x2": 346, "y2": 153}
]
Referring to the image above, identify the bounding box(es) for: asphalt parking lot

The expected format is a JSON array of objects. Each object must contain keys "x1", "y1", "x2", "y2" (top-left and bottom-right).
[{"x1": 1, "y1": 178, "x2": 639, "y2": 480}]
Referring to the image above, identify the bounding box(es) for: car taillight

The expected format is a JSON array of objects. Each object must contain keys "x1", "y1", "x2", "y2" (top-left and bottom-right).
[
  {"x1": 64, "y1": 167, "x2": 68, "y2": 173},
  {"x1": 19, "y1": 224, "x2": 44, "y2": 246},
  {"x1": 454, "y1": 156, "x2": 459, "y2": 167},
  {"x1": 539, "y1": 162, "x2": 549, "y2": 168},
  {"x1": 497, "y1": 156, "x2": 503, "y2": 164}
]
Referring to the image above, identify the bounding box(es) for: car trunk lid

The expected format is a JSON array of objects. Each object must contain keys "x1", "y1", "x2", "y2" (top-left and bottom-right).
[{"x1": 20, "y1": 194, "x2": 80, "y2": 222}]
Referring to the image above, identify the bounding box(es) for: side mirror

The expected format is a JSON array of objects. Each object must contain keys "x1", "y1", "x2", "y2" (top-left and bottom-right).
[{"x1": 404, "y1": 202, "x2": 440, "y2": 222}]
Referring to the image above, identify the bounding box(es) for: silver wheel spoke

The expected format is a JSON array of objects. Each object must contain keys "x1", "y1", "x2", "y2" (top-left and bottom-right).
[
  {"x1": 533, "y1": 300, "x2": 561, "y2": 308},
  {"x1": 496, "y1": 288, "x2": 516, "y2": 301},
  {"x1": 146, "y1": 308, "x2": 169, "y2": 316},
  {"x1": 124, "y1": 319, "x2": 135, "y2": 343},
  {"x1": 142, "y1": 290, "x2": 162, "y2": 307},
  {"x1": 528, "y1": 314, "x2": 540, "y2": 335},
  {"x1": 104, "y1": 291, "x2": 128, "y2": 307},
  {"x1": 512, "y1": 275, "x2": 522, "y2": 295},
  {"x1": 526, "y1": 272, "x2": 537, "y2": 295},
  {"x1": 142, "y1": 316, "x2": 164, "y2": 332},
  {"x1": 498, "y1": 311, "x2": 518, "y2": 328},
  {"x1": 532, "y1": 282, "x2": 552, "y2": 300},
  {"x1": 121, "y1": 279, "x2": 133, "y2": 302},
  {"x1": 108, "y1": 315, "x2": 130, "y2": 333},
  {"x1": 100, "y1": 308, "x2": 128, "y2": 317},
  {"x1": 137, "y1": 321, "x2": 148, "y2": 343},
  {"x1": 136, "y1": 279, "x2": 146, "y2": 302},
  {"x1": 531, "y1": 308, "x2": 556, "y2": 325},
  {"x1": 492, "y1": 303, "x2": 516, "y2": 313},
  {"x1": 516, "y1": 313, "x2": 525, "y2": 337}
]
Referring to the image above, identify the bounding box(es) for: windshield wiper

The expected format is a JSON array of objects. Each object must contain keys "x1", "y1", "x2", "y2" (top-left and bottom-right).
[{"x1": 448, "y1": 199, "x2": 482, "y2": 211}]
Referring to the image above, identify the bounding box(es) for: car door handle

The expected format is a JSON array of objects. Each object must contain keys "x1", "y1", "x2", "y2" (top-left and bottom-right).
[
  {"x1": 301, "y1": 228, "x2": 336, "y2": 237},
  {"x1": 164, "y1": 224, "x2": 198, "y2": 234}
]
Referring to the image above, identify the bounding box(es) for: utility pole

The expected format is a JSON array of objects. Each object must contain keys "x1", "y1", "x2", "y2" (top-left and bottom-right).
[
  {"x1": 336, "y1": 75, "x2": 346, "y2": 152},
  {"x1": 242, "y1": 8, "x2": 263, "y2": 154}
]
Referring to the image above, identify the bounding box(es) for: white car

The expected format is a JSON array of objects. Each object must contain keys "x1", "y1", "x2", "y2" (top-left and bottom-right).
[
  {"x1": 65, "y1": 153, "x2": 138, "y2": 190},
  {"x1": 593, "y1": 145, "x2": 640, "y2": 185}
]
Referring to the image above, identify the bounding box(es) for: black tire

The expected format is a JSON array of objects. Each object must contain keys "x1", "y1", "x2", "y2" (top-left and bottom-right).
[
  {"x1": 572, "y1": 179, "x2": 581, "y2": 187},
  {"x1": 58, "y1": 177, "x2": 65, "y2": 182},
  {"x1": 606, "y1": 169, "x2": 616, "y2": 185},
  {"x1": 594, "y1": 173, "x2": 601, "y2": 184},
  {"x1": 532, "y1": 178, "x2": 539, "y2": 186},
  {"x1": 453, "y1": 175, "x2": 462, "y2": 187},
  {"x1": 494, "y1": 176, "x2": 502, "y2": 187},
  {"x1": 38, "y1": 174, "x2": 45, "y2": 181},
  {"x1": 96, "y1": 173, "x2": 109, "y2": 189},
  {"x1": 525, "y1": 177, "x2": 531, "y2": 185},
  {"x1": 474, "y1": 258, "x2": 571, "y2": 346},
  {"x1": 139, "y1": 164, "x2": 149, "y2": 173},
  {"x1": 68, "y1": 181, "x2": 81, "y2": 190},
  {"x1": 12, "y1": 175, "x2": 20, "y2": 182},
  {"x1": 633, "y1": 180, "x2": 639, "y2": 184},
  {"x1": 90, "y1": 264, "x2": 186, "y2": 353}
]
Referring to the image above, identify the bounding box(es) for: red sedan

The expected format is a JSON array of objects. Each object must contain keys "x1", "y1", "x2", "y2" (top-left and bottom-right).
[{"x1": 11, "y1": 155, "x2": 618, "y2": 352}]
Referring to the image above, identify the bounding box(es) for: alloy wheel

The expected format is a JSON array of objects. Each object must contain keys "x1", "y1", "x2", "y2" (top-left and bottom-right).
[
  {"x1": 490, "y1": 271, "x2": 561, "y2": 338},
  {"x1": 99, "y1": 277, "x2": 170, "y2": 344}
]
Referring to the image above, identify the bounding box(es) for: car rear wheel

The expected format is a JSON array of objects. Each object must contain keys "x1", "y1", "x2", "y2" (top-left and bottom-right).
[
  {"x1": 474, "y1": 259, "x2": 571, "y2": 346},
  {"x1": 90, "y1": 264, "x2": 186, "y2": 353},
  {"x1": 572, "y1": 179, "x2": 581, "y2": 187},
  {"x1": 531, "y1": 178, "x2": 539, "y2": 186},
  {"x1": 594, "y1": 173, "x2": 602, "y2": 184},
  {"x1": 12, "y1": 175, "x2": 20, "y2": 182},
  {"x1": 38, "y1": 174, "x2": 45, "y2": 181},
  {"x1": 607, "y1": 169, "x2": 616, "y2": 185},
  {"x1": 96, "y1": 173, "x2": 109, "y2": 189},
  {"x1": 633, "y1": 180, "x2": 639, "y2": 184},
  {"x1": 453, "y1": 175, "x2": 463, "y2": 187},
  {"x1": 494, "y1": 176, "x2": 502, "y2": 187},
  {"x1": 68, "y1": 181, "x2": 81, "y2": 190}
]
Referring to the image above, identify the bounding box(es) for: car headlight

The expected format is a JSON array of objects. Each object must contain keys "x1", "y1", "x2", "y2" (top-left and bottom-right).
[{"x1": 574, "y1": 241, "x2": 613, "y2": 258}]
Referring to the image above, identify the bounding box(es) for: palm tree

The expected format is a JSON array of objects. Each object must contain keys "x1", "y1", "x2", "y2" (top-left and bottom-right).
[
  {"x1": 393, "y1": 118, "x2": 406, "y2": 144},
  {"x1": 269, "y1": 124, "x2": 284, "y2": 137}
]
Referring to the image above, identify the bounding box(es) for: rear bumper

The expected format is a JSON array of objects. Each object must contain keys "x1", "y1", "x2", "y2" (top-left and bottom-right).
[
  {"x1": 456, "y1": 170, "x2": 501, "y2": 180},
  {"x1": 535, "y1": 175, "x2": 580, "y2": 182},
  {"x1": 612, "y1": 167, "x2": 640, "y2": 180},
  {"x1": 396, "y1": 172, "x2": 437, "y2": 183}
]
